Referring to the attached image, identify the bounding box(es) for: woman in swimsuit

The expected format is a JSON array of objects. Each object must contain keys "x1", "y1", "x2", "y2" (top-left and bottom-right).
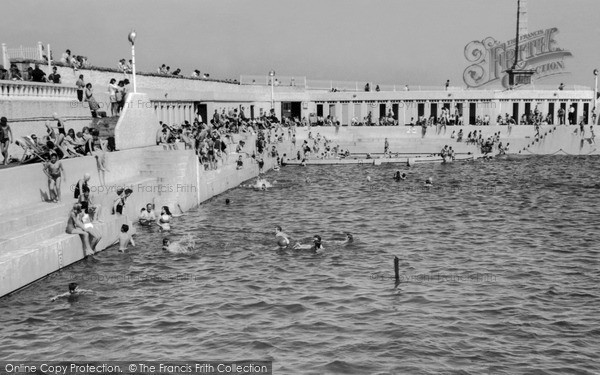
[
  {"x1": 113, "y1": 188, "x2": 133, "y2": 215},
  {"x1": 81, "y1": 208, "x2": 102, "y2": 250},
  {"x1": 158, "y1": 206, "x2": 172, "y2": 231},
  {"x1": 66, "y1": 203, "x2": 94, "y2": 256}
]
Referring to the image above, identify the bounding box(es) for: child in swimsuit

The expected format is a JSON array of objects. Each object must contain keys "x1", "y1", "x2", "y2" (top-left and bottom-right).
[{"x1": 43, "y1": 153, "x2": 65, "y2": 202}]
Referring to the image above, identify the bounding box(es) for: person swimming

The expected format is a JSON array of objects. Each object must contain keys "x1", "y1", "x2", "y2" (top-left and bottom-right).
[
  {"x1": 393, "y1": 171, "x2": 407, "y2": 181},
  {"x1": 162, "y1": 235, "x2": 195, "y2": 254},
  {"x1": 293, "y1": 235, "x2": 324, "y2": 253},
  {"x1": 339, "y1": 233, "x2": 354, "y2": 245},
  {"x1": 322, "y1": 233, "x2": 354, "y2": 246},
  {"x1": 275, "y1": 225, "x2": 290, "y2": 247},
  {"x1": 50, "y1": 283, "x2": 92, "y2": 301},
  {"x1": 254, "y1": 178, "x2": 272, "y2": 190},
  {"x1": 424, "y1": 177, "x2": 433, "y2": 187}
]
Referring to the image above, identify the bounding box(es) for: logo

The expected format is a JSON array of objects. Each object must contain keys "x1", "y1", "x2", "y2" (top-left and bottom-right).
[{"x1": 463, "y1": 27, "x2": 572, "y2": 88}]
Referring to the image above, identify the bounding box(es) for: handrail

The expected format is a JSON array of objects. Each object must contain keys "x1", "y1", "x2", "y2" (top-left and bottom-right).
[{"x1": 0, "y1": 80, "x2": 77, "y2": 99}]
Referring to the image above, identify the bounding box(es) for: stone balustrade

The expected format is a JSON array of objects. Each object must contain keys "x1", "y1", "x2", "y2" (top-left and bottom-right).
[{"x1": 0, "y1": 80, "x2": 77, "y2": 99}]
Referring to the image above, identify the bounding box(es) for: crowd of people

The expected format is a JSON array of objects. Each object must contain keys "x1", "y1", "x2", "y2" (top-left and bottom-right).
[
  {"x1": 155, "y1": 107, "x2": 293, "y2": 170},
  {"x1": 7, "y1": 114, "x2": 109, "y2": 168},
  {"x1": 156, "y1": 64, "x2": 211, "y2": 79}
]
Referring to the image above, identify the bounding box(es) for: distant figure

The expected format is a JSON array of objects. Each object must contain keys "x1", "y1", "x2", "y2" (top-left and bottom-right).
[
  {"x1": 558, "y1": 83, "x2": 564, "y2": 91},
  {"x1": 330, "y1": 233, "x2": 354, "y2": 245},
  {"x1": 275, "y1": 226, "x2": 290, "y2": 247},
  {"x1": 50, "y1": 283, "x2": 92, "y2": 301},
  {"x1": 445, "y1": 79, "x2": 450, "y2": 90},
  {"x1": 293, "y1": 235, "x2": 324, "y2": 252},
  {"x1": 162, "y1": 235, "x2": 195, "y2": 254},
  {"x1": 393, "y1": 171, "x2": 407, "y2": 181},
  {"x1": 225, "y1": 198, "x2": 230, "y2": 205},
  {"x1": 0, "y1": 116, "x2": 13, "y2": 165},
  {"x1": 118, "y1": 224, "x2": 135, "y2": 252},
  {"x1": 424, "y1": 177, "x2": 433, "y2": 187}
]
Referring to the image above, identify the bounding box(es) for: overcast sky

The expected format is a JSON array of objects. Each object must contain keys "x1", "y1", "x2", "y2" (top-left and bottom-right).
[{"x1": 2, "y1": 0, "x2": 599, "y2": 88}]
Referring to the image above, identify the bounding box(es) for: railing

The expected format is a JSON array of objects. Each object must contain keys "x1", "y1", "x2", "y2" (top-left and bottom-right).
[
  {"x1": 2, "y1": 42, "x2": 44, "y2": 68},
  {"x1": 305, "y1": 80, "x2": 466, "y2": 92},
  {"x1": 242, "y1": 76, "x2": 591, "y2": 92},
  {"x1": 0, "y1": 80, "x2": 77, "y2": 99},
  {"x1": 240, "y1": 75, "x2": 307, "y2": 88}
]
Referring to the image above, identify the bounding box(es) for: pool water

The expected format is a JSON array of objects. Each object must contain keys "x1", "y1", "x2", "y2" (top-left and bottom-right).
[{"x1": 1, "y1": 155, "x2": 599, "y2": 374}]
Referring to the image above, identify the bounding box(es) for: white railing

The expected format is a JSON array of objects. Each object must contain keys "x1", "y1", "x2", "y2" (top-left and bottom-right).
[
  {"x1": 2, "y1": 42, "x2": 44, "y2": 66},
  {"x1": 0, "y1": 80, "x2": 77, "y2": 99},
  {"x1": 240, "y1": 75, "x2": 306, "y2": 88},
  {"x1": 305, "y1": 80, "x2": 466, "y2": 92}
]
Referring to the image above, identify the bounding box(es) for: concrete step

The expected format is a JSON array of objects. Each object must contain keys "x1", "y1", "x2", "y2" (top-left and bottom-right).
[
  {"x1": 146, "y1": 149, "x2": 193, "y2": 156},
  {"x1": 140, "y1": 170, "x2": 187, "y2": 178},
  {"x1": 143, "y1": 162, "x2": 189, "y2": 169},
  {"x1": 0, "y1": 218, "x2": 66, "y2": 253},
  {"x1": 0, "y1": 202, "x2": 72, "y2": 238}
]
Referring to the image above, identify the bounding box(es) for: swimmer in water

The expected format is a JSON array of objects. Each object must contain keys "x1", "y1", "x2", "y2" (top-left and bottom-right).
[
  {"x1": 338, "y1": 233, "x2": 354, "y2": 245},
  {"x1": 118, "y1": 224, "x2": 135, "y2": 252},
  {"x1": 162, "y1": 235, "x2": 195, "y2": 254},
  {"x1": 50, "y1": 283, "x2": 92, "y2": 301},
  {"x1": 293, "y1": 235, "x2": 324, "y2": 253},
  {"x1": 424, "y1": 177, "x2": 433, "y2": 187},
  {"x1": 275, "y1": 225, "x2": 290, "y2": 247},
  {"x1": 393, "y1": 171, "x2": 407, "y2": 181}
]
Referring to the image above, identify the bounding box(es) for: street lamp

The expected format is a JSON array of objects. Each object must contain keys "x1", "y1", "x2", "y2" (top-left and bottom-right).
[
  {"x1": 269, "y1": 70, "x2": 275, "y2": 110},
  {"x1": 594, "y1": 69, "x2": 598, "y2": 124},
  {"x1": 128, "y1": 30, "x2": 137, "y2": 93}
]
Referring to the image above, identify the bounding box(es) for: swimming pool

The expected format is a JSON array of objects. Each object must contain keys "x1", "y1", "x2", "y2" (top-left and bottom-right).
[{"x1": 1, "y1": 155, "x2": 599, "y2": 374}]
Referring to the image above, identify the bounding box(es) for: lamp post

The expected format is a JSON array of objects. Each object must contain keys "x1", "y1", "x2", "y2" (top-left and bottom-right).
[
  {"x1": 594, "y1": 69, "x2": 598, "y2": 124},
  {"x1": 128, "y1": 30, "x2": 137, "y2": 93},
  {"x1": 269, "y1": 70, "x2": 275, "y2": 110}
]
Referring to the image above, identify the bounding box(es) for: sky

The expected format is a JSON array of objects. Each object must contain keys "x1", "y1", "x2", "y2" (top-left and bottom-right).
[{"x1": 1, "y1": 0, "x2": 599, "y2": 88}]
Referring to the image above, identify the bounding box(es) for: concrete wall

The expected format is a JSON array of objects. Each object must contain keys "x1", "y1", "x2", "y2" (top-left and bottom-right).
[
  {"x1": 0, "y1": 147, "x2": 154, "y2": 211},
  {"x1": 293, "y1": 125, "x2": 600, "y2": 156},
  {"x1": 114, "y1": 93, "x2": 160, "y2": 150},
  {"x1": 0, "y1": 99, "x2": 91, "y2": 158}
]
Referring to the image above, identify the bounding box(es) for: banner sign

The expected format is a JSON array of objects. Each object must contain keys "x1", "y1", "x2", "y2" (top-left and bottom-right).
[{"x1": 463, "y1": 27, "x2": 572, "y2": 88}]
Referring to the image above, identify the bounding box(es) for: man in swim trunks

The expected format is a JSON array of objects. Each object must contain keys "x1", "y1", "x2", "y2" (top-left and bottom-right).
[
  {"x1": 118, "y1": 224, "x2": 135, "y2": 252},
  {"x1": 43, "y1": 152, "x2": 65, "y2": 202},
  {"x1": 139, "y1": 203, "x2": 156, "y2": 225},
  {"x1": 275, "y1": 226, "x2": 290, "y2": 247}
]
